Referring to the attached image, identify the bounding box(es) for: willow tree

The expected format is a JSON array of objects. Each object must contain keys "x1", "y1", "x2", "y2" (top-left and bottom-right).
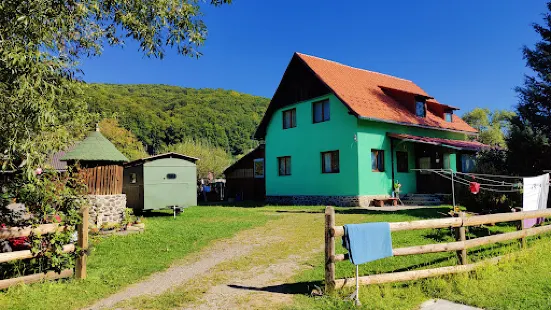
[{"x1": 0, "y1": 0, "x2": 230, "y2": 275}]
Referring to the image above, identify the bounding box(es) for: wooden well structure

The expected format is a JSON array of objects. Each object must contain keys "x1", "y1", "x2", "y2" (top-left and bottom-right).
[{"x1": 61, "y1": 127, "x2": 129, "y2": 195}]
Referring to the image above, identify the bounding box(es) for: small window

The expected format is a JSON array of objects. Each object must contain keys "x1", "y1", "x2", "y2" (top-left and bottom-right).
[
  {"x1": 396, "y1": 151, "x2": 408, "y2": 173},
  {"x1": 282, "y1": 108, "x2": 296, "y2": 129},
  {"x1": 445, "y1": 112, "x2": 453, "y2": 122},
  {"x1": 321, "y1": 151, "x2": 340, "y2": 173},
  {"x1": 313, "y1": 99, "x2": 330, "y2": 123},
  {"x1": 415, "y1": 99, "x2": 426, "y2": 117},
  {"x1": 278, "y1": 156, "x2": 291, "y2": 176},
  {"x1": 166, "y1": 173, "x2": 177, "y2": 179},
  {"x1": 419, "y1": 157, "x2": 431, "y2": 174},
  {"x1": 254, "y1": 158, "x2": 264, "y2": 178},
  {"x1": 130, "y1": 173, "x2": 137, "y2": 184},
  {"x1": 371, "y1": 149, "x2": 385, "y2": 172}
]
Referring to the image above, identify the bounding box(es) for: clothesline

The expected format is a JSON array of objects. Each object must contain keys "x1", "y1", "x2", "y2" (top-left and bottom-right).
[
  {"x1": 411, "y1": 169, "x2": 524, "y2": 193},
  {"x1": 417, "y1": 169, "x2": 520, "y2": 186}
]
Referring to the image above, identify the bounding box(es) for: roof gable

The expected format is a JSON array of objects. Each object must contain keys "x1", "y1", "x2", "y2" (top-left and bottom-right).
[
  {"x1": 124, "y1": 152, "x2": 199, "y2": 167},
  {"x1": 255, "y1": 53, "x2": 477, "y2": 139}
]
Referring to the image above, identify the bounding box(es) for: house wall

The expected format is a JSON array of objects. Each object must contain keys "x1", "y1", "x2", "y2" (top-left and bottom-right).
[
  {"x1": 143, "y1": 158, "x2": 197, "y2": 209},
  {"x1": 357, "y1": 119, "x2": 466, "y2": 196},
  {"x1": 265, "y1": 94, "x2": 359, "y2": 199},
  {"x1": 264, "y1": 93, "x2": 471, "y2": 205}
]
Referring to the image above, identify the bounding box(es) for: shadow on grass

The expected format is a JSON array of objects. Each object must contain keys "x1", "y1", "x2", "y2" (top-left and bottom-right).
[
  {"x1": 335, "y1": 207, "x2": 452, "y2": 219},
  {"x1": 274, "y1": 207, "x2": 453, "y2": 219},
  {"x1": 227, "y1": 280, "x2": 323, "y2": 295},
  {"x1": 197, "y1": 200, "x2": 268, "y2": 208}
]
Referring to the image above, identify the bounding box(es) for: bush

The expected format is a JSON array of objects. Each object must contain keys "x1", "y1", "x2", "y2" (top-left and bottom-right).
[{"x1": 457, "y1": 149, "x2": 522, "y2": 213}]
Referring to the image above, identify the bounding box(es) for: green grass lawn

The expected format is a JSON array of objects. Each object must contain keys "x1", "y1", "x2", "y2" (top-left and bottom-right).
[
  {"x1": 288, "y1": 207, "x2": 551, "y2": 310},
  {"x1": 0, "y1": 206, "x2": 270, "y2": 310},
  {"x1": 2, "y1": 205, "x2": 551, "y2": 310}
]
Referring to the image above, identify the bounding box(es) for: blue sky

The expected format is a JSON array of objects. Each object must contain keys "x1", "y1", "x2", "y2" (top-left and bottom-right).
[{"x1": 80, "y1": 0, "x2": 546, "y2": 115}]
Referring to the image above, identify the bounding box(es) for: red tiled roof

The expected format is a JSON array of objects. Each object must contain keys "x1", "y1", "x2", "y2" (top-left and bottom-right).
[
  {"x1": 387, "y1": 133, "x2": 490, "y2": 151},
  {"x1": 296, "y1": 53, "x2": 477, "y2": 133}
]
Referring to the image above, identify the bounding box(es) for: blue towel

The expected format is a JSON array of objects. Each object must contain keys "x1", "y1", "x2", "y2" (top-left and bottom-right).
[{"x1": 342, "y1": 222, "x2": 393, "y2": 265}]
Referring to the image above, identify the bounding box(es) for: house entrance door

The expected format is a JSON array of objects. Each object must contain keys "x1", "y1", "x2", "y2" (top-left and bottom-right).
[{"x1": 415, "y1": 145, "x2": 451, "y2": 194}]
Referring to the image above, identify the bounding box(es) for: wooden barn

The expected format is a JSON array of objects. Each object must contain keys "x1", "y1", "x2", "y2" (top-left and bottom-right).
[
  {"x1": 123, "y1": 153, "x2": 198, "y2": 212},
  {"x1": 224, "y1": 145, "x2": 265, "y2": 201}
]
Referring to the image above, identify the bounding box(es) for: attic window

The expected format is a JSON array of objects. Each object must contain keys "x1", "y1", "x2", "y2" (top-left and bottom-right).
[
  {"x1": 415, "y1": 99, "x2": 426, "y2": 118},
  {"x1": 444, "y1": 112, "x2": 453, "y2": 122}
]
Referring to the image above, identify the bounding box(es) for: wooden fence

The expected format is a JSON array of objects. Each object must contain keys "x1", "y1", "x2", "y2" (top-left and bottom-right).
[
  {"x1": 324, "y1": 206, "x2": 551, "y2": 291},
  {"x1": 0, "y1": 206, "x2": 89, "y2": 290},
  {"x1": 81, "y1": 165, "x2": 123, "y2": 195}
]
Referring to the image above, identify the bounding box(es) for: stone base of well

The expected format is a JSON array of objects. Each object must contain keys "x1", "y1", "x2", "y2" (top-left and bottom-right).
[
  {"x1": 266, "y1": 195, "x2": 390, "y2": 207},
  {"x1": 87, "y1": 194, "x2": 127, "y2": 226}
]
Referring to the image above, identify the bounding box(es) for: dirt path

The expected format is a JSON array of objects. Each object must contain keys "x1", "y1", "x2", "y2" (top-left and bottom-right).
[
  {"x1": 180, "y1": 246, "x2": 323, "y2": 310},
  {"x1": 85, "y1": 212, "x2": 324, "y2": 310}
]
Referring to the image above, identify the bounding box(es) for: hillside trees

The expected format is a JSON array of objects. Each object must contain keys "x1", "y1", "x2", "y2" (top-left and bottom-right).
[
  {"x1": 85, "y1": 84, "x2": 269, "y2": 155},
  {"x1": 98, "y1": 118, "x2": 148, "y2": 161}
]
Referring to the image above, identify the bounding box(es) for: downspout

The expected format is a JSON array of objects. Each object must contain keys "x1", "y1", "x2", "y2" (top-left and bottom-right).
[{"x1": 390, "y1": 138, "x2": 395, "y2": 196}]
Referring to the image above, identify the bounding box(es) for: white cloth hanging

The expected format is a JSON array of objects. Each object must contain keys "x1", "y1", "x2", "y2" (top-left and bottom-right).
[{"x1": 523, "y1": 174, "x2": 549, "y2": 228}]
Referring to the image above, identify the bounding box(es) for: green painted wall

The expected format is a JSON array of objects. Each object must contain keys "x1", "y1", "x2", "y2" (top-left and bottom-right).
[
  {"x1": 357, "y1": 120, "x2": 466, "y2": 196},
  {"x1": 143, "y1": 158, "x2": 197, "y2": 209},
  {"x1": 265, "y1": 94, "x2": 359, "y2": 196},
  {"x1": 265, "y1": 93, "x2": 470, "y2": 197}
]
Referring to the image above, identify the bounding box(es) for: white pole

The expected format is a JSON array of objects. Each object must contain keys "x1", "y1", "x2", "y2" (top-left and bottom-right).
[{"x1": 451, "y1": 169, "x2": 456, "y2": 209}]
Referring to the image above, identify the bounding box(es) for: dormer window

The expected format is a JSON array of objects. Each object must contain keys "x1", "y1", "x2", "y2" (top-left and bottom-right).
[
  {"x1": 444, "y1": 112, "x2": 453, "y2": 122},
  {"x1": 415, "y1": 98, "x2": 426, "y2": 117}
]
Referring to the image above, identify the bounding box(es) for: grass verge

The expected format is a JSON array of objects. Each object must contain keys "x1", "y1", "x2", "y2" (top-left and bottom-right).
[
  {"x1": 0, "y1": 207, "x2": 270, "y2": 310},
  {"x1": 288, "y1": 207, "x2": 551, "y2": 310}
]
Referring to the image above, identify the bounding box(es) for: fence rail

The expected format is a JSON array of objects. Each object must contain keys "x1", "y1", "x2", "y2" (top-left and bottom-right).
[
  {"x1": 325, "y1": 207, "x2": 551, "y2": 291},
  {"x1": 0, "y1": 206, "x2": 89, "y2": 290}
]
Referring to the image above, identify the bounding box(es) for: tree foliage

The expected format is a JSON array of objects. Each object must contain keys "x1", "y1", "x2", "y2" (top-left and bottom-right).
[
  {"x1": 85, "y1": 84, "x2": 269, "y2": 155},
  {"x1": 162, "y1": 139, "x2": 232, "y2": 178},
  {"x1": 462, "y1": 108, "x2": 515, "y2": 147},
  {"x1": 1, "y1": 0, "x2": 230, "y2": 276},
  {"x1": 509, "y1": 1, "x2": 551, "y2": 174},
  {"x1": 99, "y1": 118, "x2": 148, "y2": 161}
]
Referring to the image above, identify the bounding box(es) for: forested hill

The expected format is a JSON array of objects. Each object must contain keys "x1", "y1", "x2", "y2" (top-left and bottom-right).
[{"x1": 84, "y1": 84, "x2": 270, "y2": 155}]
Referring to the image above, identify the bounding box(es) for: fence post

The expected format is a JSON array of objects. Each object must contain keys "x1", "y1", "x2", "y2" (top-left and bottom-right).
[
  {"x1": 76, "y1": 205, "x2": 89, "y2": 279},
  {"x1": 518, "y1": 219, "x2": 526, "y2": 249},
  {"x1": 325, "y1": 206, "x2": 336, "y2": 292},
  {"x1": 455, "y1": 212, "x2": 467, "y2": 265}
]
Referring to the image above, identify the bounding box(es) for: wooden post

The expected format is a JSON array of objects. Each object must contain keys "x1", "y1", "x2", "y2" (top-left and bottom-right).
[
  {"x1": 325, "y1": 206, "x2": 336, "y2": 292},
  {"x1": 455, "y1": 212, "x2": 467, "y2": 265},
  {"x1": 76, "y1": 205, "x2": 89, "y2": 279},
  {"x1": 518, "y1": 219, "x2": 526, "y2": 249}
]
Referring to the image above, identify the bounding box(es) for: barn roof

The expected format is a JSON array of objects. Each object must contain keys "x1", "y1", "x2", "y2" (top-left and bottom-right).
[
  {"x1": 61, "y1": 130, "x2": 129, "y2": 163},
  {"x1": 124, "y1": 152, "x2": 199, "y2": 167}
]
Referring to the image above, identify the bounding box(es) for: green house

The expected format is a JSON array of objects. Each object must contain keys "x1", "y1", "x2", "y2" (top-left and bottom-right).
[
  {"x1": 254, "y1": 53, "x2": 488, "y2": 207},
  {"x1": 123, "y1": 153, "x2": 199, "y2": 212}
]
